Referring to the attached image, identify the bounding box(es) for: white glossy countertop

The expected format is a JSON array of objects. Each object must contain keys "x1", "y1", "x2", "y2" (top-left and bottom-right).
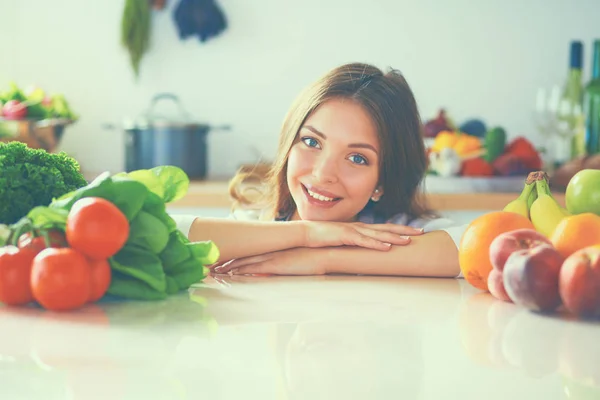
[{"x1": 1, "y1": 275, "x2": 599, "y2": 400}]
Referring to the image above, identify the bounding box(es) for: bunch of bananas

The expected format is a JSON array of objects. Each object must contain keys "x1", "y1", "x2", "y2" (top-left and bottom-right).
[{"x1": 503, "y1": 171, "x2": 570, "y2": 237}]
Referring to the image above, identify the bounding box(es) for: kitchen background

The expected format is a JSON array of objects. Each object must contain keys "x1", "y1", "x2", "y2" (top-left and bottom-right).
[{"x1": 1, "y1": 0, "x2": 600, "y2": 181}]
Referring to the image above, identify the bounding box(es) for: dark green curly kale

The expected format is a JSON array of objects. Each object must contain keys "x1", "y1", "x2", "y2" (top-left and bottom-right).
[{"x1": 0, "y1": 141, "x2": 88, "y2": 224}]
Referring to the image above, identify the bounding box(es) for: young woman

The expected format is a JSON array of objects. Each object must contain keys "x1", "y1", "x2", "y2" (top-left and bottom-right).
[{"x1": 171, "y1": 62, "x2": 467, "y2": 278}]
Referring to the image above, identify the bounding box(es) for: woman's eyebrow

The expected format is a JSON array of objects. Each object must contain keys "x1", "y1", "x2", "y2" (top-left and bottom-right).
[
  {"x1": 301, "y1": 125, "x2": 379, "y2": 154},
  {"x1": 302, "y1": 125, "x2": 327, "y2": 140}
]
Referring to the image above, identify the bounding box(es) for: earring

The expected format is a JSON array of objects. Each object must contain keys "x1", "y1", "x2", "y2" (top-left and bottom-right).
[{"x1": 371, "y1": 189, "x2": 381, "y2": 202}]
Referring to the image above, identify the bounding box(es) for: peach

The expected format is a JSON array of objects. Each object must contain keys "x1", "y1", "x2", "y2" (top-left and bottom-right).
[
  {"x1": 559, "y1": 246, "x2": 600, "y2": 318},
  {"x1": 503, "y1": 244, "x2": 564, "y2": 312},
  {"x1": 487, "y1": 268, "x2": 512, "y2": 302},
  {"x1": 489, "y1": 228, "x2": 552, "y2": 272}
]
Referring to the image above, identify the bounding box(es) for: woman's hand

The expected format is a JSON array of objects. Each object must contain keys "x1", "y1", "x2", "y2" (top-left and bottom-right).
[
  {"x1": 303, "y1": 221, "x2": 423, "y2": 251},
  {"x1": 212, "y1": 248, "x2": 327, "y2": 276}
]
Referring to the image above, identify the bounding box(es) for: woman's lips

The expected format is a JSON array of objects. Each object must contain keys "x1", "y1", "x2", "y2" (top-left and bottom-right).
[{"x1": 301, "y1": 184, "x2": 342, "y2": 208}]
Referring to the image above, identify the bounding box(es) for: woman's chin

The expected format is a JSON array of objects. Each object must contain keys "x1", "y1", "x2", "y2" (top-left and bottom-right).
[{"x1": 297, "y1": 207, "x2": 350, "y2": 222}]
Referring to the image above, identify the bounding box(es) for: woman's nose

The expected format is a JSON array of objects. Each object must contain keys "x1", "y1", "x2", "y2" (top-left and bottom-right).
[{"x1": 312, "y1": 154, "x2": 338, "y2": 184}]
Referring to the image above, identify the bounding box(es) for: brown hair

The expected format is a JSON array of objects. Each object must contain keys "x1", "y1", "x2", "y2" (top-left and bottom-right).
[{"x1": 229, "y1": 62, "x2": 433, "y2": 221}]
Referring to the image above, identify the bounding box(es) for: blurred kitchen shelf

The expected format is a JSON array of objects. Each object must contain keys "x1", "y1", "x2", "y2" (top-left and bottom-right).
[{"x1": 422, "y1": 175, "x2": 526, "y2": 194}]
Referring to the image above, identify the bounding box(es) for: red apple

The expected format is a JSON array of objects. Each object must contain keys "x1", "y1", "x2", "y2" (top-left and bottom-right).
[
  {"x1": 559, "y1": 246, "x2": 600, "y2": 318},
  {"x1": 488, "y1": 268, "x2": 512, "y2": 302},
  {"x1": 503, "y1": 244, "x2": 564, "y2": 312},
  {"x1": 2, "y1": 100, "x2": 28, "y2": 120},
  {"x1": 489, "y1": 228, "x2": 552, "y2": 272}
]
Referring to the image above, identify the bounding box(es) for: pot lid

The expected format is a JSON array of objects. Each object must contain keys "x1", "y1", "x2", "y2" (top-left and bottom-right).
[{"x1": 124, "y1": 93, "x2": 207, "y2": 130}]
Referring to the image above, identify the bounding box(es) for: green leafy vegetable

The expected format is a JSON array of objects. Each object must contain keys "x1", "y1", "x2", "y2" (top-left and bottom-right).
[
  {"x1": 165, "y1": 276, "x2": 180, "y2": 295},
  {"x1": 141, "y1": 191, "x2": 177, "y2": 232},
  {"x1": 127, "y1": 169, "x2": 164, "y2": 199},
  {"x1": 107, "y1": 269, "x2": 168, "y2": 300},
  {"x1": 127, "y1": 210, "x2": 170, "y2": 253},
  {"x1": 152, "y1": 165, "x2": 190, "y2": 203},
  {"x1": 51, "y1": 173, "x2": 149, "y2": 221},
  {"x1": 27, "y1": 206, "x2": 69, "y2": 229},
  {"x1": 126, "y1": 165, "x2": 189, "y2": 204},
  {"x1": 160, "y1": 230, "x2": 192, "y2": 268},
  {"x1": 0, "y1": 141, "x2": 88, "y2": 225},
  {"x1": 0, "y1": 82, "x2": 26, "y2": 102},
  {"x1": 187, "y1": 241, "x2": 220, "y2": 265},
  {"x1": 110, "y1": 245, "x2": 167, "y2": 293},
  {"x1": 170, "y1": 264, "x2": 209, "y2": 291},
  {"x1": 121, "y1": 0, "x2": 151, "y2": 78}
]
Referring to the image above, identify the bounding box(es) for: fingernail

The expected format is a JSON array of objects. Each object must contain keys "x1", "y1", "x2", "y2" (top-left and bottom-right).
[
  {"x1": 401, "y1": 236, "x2": 411, "y2": 240},
  {"x1": 415, "y1": 228, "x2": 424, "y2": 233},
  {"x1": 384, "y1": 242, "x2": 392, "y2": 247}
]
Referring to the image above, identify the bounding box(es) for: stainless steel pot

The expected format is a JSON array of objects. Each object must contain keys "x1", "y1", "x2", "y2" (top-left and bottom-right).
[{"x1": 121, "y1": 93, "x2": 230, "y2": 179}]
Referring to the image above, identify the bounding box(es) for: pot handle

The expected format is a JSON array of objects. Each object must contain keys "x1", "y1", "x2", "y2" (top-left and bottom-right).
[{"x1": 144, "y1": 93, "x2": 192, "y2": 121}]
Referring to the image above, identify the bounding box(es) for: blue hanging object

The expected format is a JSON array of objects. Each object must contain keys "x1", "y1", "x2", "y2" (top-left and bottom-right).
[{"x1": 173, "y1": 0, "x2": 227, "y2": 42}]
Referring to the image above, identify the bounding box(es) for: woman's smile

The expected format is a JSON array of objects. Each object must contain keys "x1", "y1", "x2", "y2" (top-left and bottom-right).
[{"x1": 301, "y1": 183, "x2": 343, "y2": 209}]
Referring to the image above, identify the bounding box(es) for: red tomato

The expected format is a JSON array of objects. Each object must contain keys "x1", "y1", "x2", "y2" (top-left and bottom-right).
[
  {"x1": 18, "y1": 229, "x2": 68, "y2": 253},
  {"x1": 88, "y1": 259, "x2": 111, "y2": 303},
  {"x1": 66, "y1": 197, "x2": 129, "y2": 260},
  {"x1": 31, "y1": 248, "x2": 91, "y2": 311},
  {"x1": 0, "y1": 246, "x2": 36, "y2": 305},
  {"x1": 2, "y1": 100, "x2": 28, "y2": 120}
]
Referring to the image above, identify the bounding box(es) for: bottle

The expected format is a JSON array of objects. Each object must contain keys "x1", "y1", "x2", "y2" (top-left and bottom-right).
[
  {"x1": 554, "y1": 41, "x2": 584, "y2": 167},
  {"x1": 584, "y1": 40, "x2": 600, "y2": 155},
  {"x1": 562, "y1": 41, "x2": 585, "y2": 159}
]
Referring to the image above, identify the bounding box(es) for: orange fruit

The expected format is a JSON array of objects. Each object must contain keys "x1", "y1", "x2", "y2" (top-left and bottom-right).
[
  {"x1": 459, "y1": 211, "x2": 534, "y2": 291},
  {"x1": 550, "y1": 213, "x2": 600, "y2": 259}
]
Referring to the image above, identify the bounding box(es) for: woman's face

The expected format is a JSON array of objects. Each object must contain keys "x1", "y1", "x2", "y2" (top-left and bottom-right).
[{"x1": 286, "y1": 98, "x2": 382, "y2": 222}]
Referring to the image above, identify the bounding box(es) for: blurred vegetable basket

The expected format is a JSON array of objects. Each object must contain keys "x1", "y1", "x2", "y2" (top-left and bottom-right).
[
  {"x1": 0, "y1": 119, "x2": 74, "y2": 153},
  {"x1": 0, "y1": 82, "x2": 78, "y2": 153}
]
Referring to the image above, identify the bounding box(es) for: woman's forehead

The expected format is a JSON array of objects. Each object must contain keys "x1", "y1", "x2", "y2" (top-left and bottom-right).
[{"x1": 302, "y1": 99, "x2": 379, "y2": 147}]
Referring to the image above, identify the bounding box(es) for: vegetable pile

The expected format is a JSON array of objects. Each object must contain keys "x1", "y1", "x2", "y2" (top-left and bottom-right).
[
  {"x1": 0, "y1": 166, "x2": 219, "y2": 311},
  {"x1": 0, "y1": 82, "x2": 78, "y2": 121},
  {"x1": 0, "y1": 141, "x2": 88, "y2": 225}
]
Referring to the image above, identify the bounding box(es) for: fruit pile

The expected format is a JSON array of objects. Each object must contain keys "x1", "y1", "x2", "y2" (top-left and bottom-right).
[
  {"x1": 0, "y1": 166, "x2": 219, "y2": 312},
  {"x1": 459, "y1": 169, "x2": 600, "y2": 319},
  {"x1": 424, "y1": 109, "x2": 542, "y2": 178}
]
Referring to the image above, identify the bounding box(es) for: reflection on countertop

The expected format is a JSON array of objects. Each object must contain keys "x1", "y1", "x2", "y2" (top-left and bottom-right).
[{"x1": 0, "y1": 275, "x2": 599, "y2": 400}]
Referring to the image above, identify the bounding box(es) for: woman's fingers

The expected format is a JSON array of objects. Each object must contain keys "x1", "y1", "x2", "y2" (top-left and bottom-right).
[
  {"x1": 353, "y1": 234, "x2": 395, "y2": 251},
  {"x1": 361, "y1": 229, "x2": 412, "y2": 246},
  {"x1": 213, "y1": 254, "x2": 270, "y2": 274},
  {"x1": 231, "y1": 265, "x2": 274, "y2": 276},
  {"x1": 344, "y1": 230, "x2": 409, "y2": 250},
  {"x1": 350, "y1": 226, "x2": 412, "y2": 247}
]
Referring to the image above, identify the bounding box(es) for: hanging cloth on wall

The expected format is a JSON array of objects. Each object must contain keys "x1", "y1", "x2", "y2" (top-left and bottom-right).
[{"x1": 173, "y1": 0, "x2": 227, "y2": 43}]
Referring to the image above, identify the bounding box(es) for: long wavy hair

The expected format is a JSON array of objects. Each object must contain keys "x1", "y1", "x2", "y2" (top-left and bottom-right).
[{"x1": 229, "y1": 62, "x2": 432, "y2": 221}]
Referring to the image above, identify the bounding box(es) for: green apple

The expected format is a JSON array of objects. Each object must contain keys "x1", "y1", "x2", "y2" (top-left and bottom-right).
[{"x1": 566, "y1": 169, "x2": 600, "y2": 215}]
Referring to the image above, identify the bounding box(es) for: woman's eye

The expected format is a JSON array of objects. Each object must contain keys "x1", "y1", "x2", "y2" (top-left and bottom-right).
[
  {"x1": 349, "y1": 154, "x2": 368, "y2": 165},
  {"x1": 302, "y1": 137, "x2": 320, "y2": 148}
]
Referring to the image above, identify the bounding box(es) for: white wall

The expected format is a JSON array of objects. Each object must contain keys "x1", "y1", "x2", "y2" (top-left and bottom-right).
[{"x1": 2, "y1": 0, "x2": 600, "y2": 179}]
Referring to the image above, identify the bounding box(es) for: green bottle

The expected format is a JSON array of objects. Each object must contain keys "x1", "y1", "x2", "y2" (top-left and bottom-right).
[
  {"x1": 584, "y1": 40, "x2": 600, "y2": 155},
  {"x1": 561, "y1": 41, "x2": 585, "y2": 159}
]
